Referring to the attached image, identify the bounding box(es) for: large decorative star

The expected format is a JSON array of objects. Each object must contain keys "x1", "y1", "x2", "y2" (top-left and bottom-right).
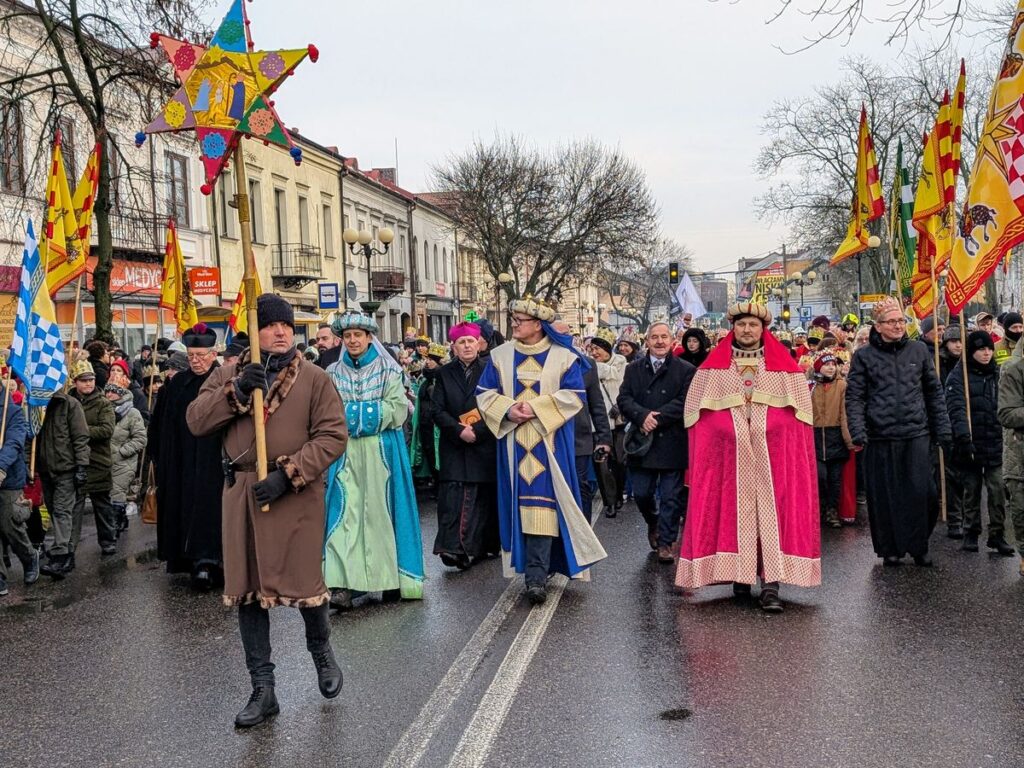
[{"x1": 139, "y1": 0, "x2": 317, "y2": 195}]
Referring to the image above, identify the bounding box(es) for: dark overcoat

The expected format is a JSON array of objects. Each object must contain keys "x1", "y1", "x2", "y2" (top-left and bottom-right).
[
  {"x1": 617, "y1": 354, "x2": 695, "y2": 471},
  {"x1": 431, "y1": 357, "x2": 495, "y2": 484}
]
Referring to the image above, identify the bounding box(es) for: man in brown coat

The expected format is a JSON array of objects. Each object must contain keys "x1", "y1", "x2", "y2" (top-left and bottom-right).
[{"x1": 187, "y1": 294, "x2": 348, "y2": 728}]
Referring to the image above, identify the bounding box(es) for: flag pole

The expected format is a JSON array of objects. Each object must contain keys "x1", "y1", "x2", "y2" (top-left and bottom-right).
[
  {"x1": 0, "y1": 368, "x2": 12, "y2": 447},
  {"x1": 231, "y1": 145, "x2": 270, "y2": 510},
  {"x1": 931, "y1": 258, "x2": 947, "y2": 523}
]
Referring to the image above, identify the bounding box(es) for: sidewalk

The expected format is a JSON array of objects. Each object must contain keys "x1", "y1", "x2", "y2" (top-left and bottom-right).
[{"x1": 1, "y1": 515, "x2": 158, "y2": 615}]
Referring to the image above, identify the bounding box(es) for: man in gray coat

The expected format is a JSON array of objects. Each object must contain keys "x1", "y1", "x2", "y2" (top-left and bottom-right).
[{"x1": 997, "y1": 352, "x2": 1024, "y2": 575}]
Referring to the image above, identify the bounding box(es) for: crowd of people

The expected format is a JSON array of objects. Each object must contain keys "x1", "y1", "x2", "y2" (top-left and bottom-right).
[{"x1": 0, "y1": 290, "x2": 1020, "y2": 728}]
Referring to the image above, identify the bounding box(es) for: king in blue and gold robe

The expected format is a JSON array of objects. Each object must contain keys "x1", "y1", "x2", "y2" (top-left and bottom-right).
[{"x1": 476, "y1": 335, "x2": 607, "y2": 581}]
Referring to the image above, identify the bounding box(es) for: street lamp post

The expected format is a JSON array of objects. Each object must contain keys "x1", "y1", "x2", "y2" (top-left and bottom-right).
[
  {"x1": 858, "y1": 234, "x2": 882, "y2": 321},
  {"x1": 496, "y1": 271, "x2": 513, "y2": 335},
  {"x1": 790, "y1": 269, "x2": 817, "y2": 317},
  {"x1": 343, "y1": 226, "x2": 394, "y2": 315}
]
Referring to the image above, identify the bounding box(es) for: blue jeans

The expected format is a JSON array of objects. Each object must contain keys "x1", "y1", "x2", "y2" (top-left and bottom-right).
[{"x1": 630, "y1": 468, "x2": 686, "y2": 547}]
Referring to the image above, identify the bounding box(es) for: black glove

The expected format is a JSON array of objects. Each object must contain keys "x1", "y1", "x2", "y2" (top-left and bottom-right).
[
  {"x1": 73, "y1": 465, "x2": 88, "y2": 488},
  {"x1": 236, "y1": 363, "x2": 269, "y2": 403},
  {"x1": 252, "y1": 469, "x2": 289, "y2": 506}
]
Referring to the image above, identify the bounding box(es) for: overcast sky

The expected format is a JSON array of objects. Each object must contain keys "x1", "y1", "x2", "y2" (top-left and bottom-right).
[{"x1": 234, "y1": 0, "x2": 995, "y2": 274}]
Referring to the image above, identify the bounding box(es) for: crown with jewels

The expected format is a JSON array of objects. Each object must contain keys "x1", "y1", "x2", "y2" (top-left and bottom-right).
[
  {"x1": 509, "y1": 296, "x2": 556, "y2": 322},
  {"x1": 594, "y1": 327, "x2": 617, "y2": 345}
]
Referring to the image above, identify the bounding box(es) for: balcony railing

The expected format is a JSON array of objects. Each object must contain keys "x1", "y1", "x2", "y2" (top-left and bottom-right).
[
  {"x1": 371, "y1": 267, "x2": 406, "y2": 299},
  {"x1": 108, "y1": 208, "x2": 164, "y2": 257},
  {"x1": 271, "y1": 243, "x2": 322, "y2": 289},
  {"x1": 455, "y1": 281, "x2": 478, "y2": 302}
]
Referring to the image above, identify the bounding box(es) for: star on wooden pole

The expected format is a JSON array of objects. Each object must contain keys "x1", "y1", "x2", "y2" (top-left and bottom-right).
[{"x1": 138, "y1": 0, "x2": 318, "y2": 195}]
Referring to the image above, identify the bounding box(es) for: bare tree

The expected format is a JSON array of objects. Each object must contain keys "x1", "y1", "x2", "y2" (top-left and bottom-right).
[
  {"x1": 756, "y1": 0, "x2": 1016, "y2": 53},
  {"x1": 601, "y1": 238, "x2": 692, "y2": 332},
  {"x1": 0, "y1": 0, "x2": 212, "y2": 342},
  {"x1": 431, "y1": 135, "x2": 659, "y2": 304},
  {"x1": 754, "y1": 55, "x2": 988, "y2": 298}
]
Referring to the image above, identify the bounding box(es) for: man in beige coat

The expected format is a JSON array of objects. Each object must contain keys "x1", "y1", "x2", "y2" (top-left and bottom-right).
[{"x1": 187, "y1": 294, "x2": 348, "y2": 728}]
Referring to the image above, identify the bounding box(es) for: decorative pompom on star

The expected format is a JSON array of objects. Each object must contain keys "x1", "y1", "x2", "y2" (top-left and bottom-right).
[{"x1": 140, "y1": 0, "x2": 315, "y2": 195}]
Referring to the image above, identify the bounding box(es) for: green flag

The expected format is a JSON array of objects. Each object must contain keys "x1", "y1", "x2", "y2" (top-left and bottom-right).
[{"x1": 890, "y1": 140, "x2": 917, "y2": 298}]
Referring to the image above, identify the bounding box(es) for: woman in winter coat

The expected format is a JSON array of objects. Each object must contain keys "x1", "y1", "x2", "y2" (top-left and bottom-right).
[
  {"x1": 104, "y1": 383, "x2": 146, "y2": 535},
  {"x1": 945, "y1": 331, "x2": 1014, "y2": 555},
  {"x1": 676, "y1": 328, "x2": 710, "y2": 368}
]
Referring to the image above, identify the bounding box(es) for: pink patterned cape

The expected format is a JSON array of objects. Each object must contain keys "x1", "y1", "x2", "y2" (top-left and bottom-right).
[{"x1": 675, "y1": 331, "x2": 821, "y2": 589}]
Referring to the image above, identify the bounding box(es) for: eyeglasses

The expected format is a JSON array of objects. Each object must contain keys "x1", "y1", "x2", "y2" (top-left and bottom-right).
[
  {"x1": 186, "y1": 351, "x2": 215, "y2": 360},
  {"x1": 878, "y1": 318, "x2": 908, "y2": 326},
  {"x1": 509, "y1": 315, "x2": 538, "y2": 326}
]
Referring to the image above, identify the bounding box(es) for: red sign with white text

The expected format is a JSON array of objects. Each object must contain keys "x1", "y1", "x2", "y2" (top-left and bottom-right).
[
  {"x1": 86, "y1": 257, "x2": 162, "y2": 296},
  {"x1": 189, "y1": 267, "x2": 221, "y2": 296}
]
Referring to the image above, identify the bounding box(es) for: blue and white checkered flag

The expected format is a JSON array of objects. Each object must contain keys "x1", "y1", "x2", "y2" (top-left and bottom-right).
[{"x1": 9, "y1": 219, "x2": 67, "y2": 406}]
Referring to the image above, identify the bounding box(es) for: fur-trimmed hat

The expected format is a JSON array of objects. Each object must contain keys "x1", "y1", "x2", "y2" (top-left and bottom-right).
[
  {"x1": 256, "y1": 293, "x2": 295, "y2": 330},
  {"x1": 183, "y1": 322, "x2": 217, "y2": 348},
  {"x1": 967, "y1": 329, "x2": 995, "y2": 353},
  {"x1": 509, "y1": 296, "x2": 556, "y2": 322},
  {"x1": 726, "y1": 301, "x2": 772, "y2": 325}
]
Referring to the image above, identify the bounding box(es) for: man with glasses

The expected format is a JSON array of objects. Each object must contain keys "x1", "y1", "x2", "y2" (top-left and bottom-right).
[
  {"x1": 477, "y1": 299, "x2": 607, "y2": 605},
  {"x1": 846, "y1": 298, "x2": 952, "y2": 567},
  {"x1": 149, "y1": 323, "x2": 226, "y2": 590}
]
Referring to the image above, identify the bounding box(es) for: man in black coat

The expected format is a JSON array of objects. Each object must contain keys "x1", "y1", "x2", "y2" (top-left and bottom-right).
[
  {"x1": 431, "y1": 323, "x2": 499, "y2": 568},
  {"x1": 553, "y1": 321, "x2": 611, "y2": 523},
  {"x1": 617, "y1": 321, "x2": 696, "y2": 563},
  {"x1": 846, "y1": 298, "x2": 952, "y2": 567},
  {"x1": 149, "y1": 323, "x2": 225, "y2": 590},
  {"x1": 314, "y1": 322, "x2": 342, "y2": 370}
]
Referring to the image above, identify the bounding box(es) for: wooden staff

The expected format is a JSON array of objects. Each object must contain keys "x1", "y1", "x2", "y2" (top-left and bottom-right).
[
  {"x1": 0, "y1": 367, "x2": 12, "y2": 447},
  {"x1": 29, "y1": 436, "x2": 37, "y2": 478},
  {"x1": 959, "y1": 312, "x2": 972, "y2": 433},
  {"x1": 231, "y1": 145, "x2": 269, "y2": 509}
]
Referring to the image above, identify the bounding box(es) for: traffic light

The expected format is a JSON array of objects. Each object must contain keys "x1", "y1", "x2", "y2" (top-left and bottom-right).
[
  {"x1": 668, "y1": 262, "x2": 679, "y2": 285},
  {"x1": 782, "y1": 304, "x2": 791, "y2": 323}
]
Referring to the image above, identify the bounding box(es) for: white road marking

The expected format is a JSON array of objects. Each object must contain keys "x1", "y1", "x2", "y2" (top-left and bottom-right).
[
  {"x1": 381, "y1": 581, "x2": 521, "y2": 768},
  {"x1": 444, "y1": 574, "x2": 568, "y2": 768}
]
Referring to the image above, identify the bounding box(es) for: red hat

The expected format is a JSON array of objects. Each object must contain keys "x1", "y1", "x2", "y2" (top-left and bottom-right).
[
  {"x1": 111, "y1": 359, "x2": 130, "y2": 377},
  {"x1": 813, "y1": 352, "x2": 838, "y2": 373}
]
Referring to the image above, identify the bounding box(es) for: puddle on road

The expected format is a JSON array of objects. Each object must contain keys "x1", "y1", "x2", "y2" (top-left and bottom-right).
[{"x1": 659, "y1": 708, "x2": 693, "y2": 721}]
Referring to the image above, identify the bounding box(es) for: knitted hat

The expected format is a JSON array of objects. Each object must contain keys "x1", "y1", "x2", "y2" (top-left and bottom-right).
[
  {"x1": 166, "y1": 352, "x2": 189, "y2": 372},
  {"x1": 256, "y1": 293, "x2": 295, "y2": 330},
  {"x1": 103, "y1": 382, "x2": 129, "y2": 397},
  {"x1": 332, "y1": 311, "x2": 378, "y2": 335},
  {"x1": 967, "y1": 329, "x2": 995, "y2": 353},
  {"x1": 69, "y1": 360, "x2": 95, "y2": 380},
  {"x1": 110, "y1": 359, "x2": 130, "y2": 378},
  {"x1": 726, "y1": 301, "x2": 772, "y2": 325},
  {"x1": 1004, "y1": 311, "x2": 1023, "y2": 329},
  {"x1": 168, "y1": 341, "x2": 186, "y2": 355},
  {"x1": 792, "y1": 326, "x2": 807, "y2": 338},
  {"x1": 942, "y1": 325, "x2": 962, "y2": 342},
  {"x1": 183, "y1": 322, "x2": 217, "y2": 348},
  {"x1": 920, "y1": 316, "x2": 937, "y2": 336},
  {"x1": 813, "y1": 352, "x2": 838, "y2": 372},
  {"x1": 590, "y1": 336, "x2": 613, "y2": 355},
  {"x1": 448, "y1": 322, "x2": 481, "y2": 342},
  {"x1": 811, "y1": 315, "x2": 831, "y2": 331}
]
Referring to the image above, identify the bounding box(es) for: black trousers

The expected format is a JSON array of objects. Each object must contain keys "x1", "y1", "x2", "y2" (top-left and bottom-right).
[
  {"x1": 865, "y1": 437, "x2": 935, "y2": 558},
  {"x1": 238, "y1": 602, "x2": 331, "y2": 687},
  {"x1": 630, "y1": 468, "x2": 686, "y2": 547},
  {"x1": 817, "y1": 458, "x2": 845, "y2": 511},
  {"x1": 575, "y1": 455, "x2": 595, "y2": 523},
  {"x1": 524, "y1": 534, "x2": 553, "y2": 588}
]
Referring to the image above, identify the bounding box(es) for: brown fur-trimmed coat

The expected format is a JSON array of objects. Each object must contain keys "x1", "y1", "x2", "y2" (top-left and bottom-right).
[{"x1": 186, "y1": 349, "x2": 348, "y2": 608}]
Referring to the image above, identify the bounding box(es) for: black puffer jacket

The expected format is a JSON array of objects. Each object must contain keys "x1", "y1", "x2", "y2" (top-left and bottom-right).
[
  {"x1": 845, "y1": 327, "x2": 951, "y2": 444},
  {"x1": 945, "y1": 357, "x2": 1002, "y2": 467}
]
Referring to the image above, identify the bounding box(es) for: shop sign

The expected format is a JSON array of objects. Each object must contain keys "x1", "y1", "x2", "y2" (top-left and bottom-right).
[
  {"x1": 86, "y1": 257, "x2": 163, "y2": 296},
  {"x1": 189, "y1": 267, "x2": 221, "y2": 296}
]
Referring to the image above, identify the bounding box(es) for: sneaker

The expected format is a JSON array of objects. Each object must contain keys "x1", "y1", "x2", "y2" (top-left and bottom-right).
[{"x1": 986, "y1": 537, "x2": 1015, "y2": 557}]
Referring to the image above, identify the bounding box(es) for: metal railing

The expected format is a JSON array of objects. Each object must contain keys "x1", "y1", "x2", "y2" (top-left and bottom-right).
[
  {"x1": 271, "y1": 243, "x2": 323, "y2": 280},
  {"x1": 108, "y1": 208, "x2": 164, "y2": 255},
  {"x1": 371, "y1": 267, "x2": 406, "y2": 296}
]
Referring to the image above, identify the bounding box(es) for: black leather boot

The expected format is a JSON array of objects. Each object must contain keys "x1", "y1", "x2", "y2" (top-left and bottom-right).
[
  {"x1": 311, "y1": 646, "x2": 343, "y2": 699},
  {"x1": 234, "y1": 685, "x2": 279, "y2": 728},
  {"x1": 987, "y1": 537, "x2": 1015, "y2": 556},
  {"x1": 40, "y1": 553, "x2": 70, "y2": 580}
]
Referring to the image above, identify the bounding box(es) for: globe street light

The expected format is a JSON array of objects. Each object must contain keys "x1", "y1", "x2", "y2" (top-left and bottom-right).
[
  {"x1": 496, "y1": 271, "x2": 514, "y2": 334},
  {"x1": 343, "y1": 227, "x2": 393, "y2": 313}
]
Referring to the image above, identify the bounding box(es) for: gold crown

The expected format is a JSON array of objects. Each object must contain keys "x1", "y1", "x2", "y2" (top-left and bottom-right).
[
  {"x1": 509, "y1": 296, "x2": 556, "y2": 322},
  {"x1": 807, "y1": 327, "x2": 825, "y2": 341},
  {"x1": 428, "y1": 342, "x2": 448, "y2": 359},
  {"x1": 595, "y1": 327, "x2": 617, "y2": 345}
]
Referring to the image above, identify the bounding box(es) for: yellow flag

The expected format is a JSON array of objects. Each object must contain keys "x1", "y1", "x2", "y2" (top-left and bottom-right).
[
  {"x1": 227, "y1": 270, "x2": 262, "y2": 337},
  {"x1": 71, "y1": 143, "x2": 101, "y2": 260},
  {"x1": 42, "y1": 135, "x2": 84, "y2": 295},
  {"x1": 831, "y1": 106, "x2": 885, "y2": 266},
  {"x1": 947, "y1": 7, "x2": 1024, "y2": 314},
  {"x1": 159, "y1": 220, "x2": 199, "y2": 334}
]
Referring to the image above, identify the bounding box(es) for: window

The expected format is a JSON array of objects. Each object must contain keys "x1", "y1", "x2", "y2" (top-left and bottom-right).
[
  {"x1": 165, "y1": 153, "x2": 190, "y2": 227},
  {"x1": 424, "y1": 240, "x2": 431, "y2": 279},
  {"x1": 298, "y1": 194, "x2": 310, "y2": 245},
  {"x1": 58, "y1": 116, "x2": 76, "y2": 183},
  {"x1": 218, "y1": 169, "x2": 237, "y2": 237},
  {"x1": 274, "y1": 188, "x2": 288, "y2": 244},
  {"x1": 0, "y1": 101, "x2": 23, "y2": 192},
  {"x1": 248, "y1": 179, "x2": 263, "y2": 243},
  {"x1": 343, "y1": 213, "x2": 350, "y2": 230},
  {"x1": 400, "y1": 235, "x2": 407, "y2": 263},
  {"x1": 442, "y1": 247, "x2": 448, "y2": 282},
  {"x1": 323, "y1": 205, "x2": 334, "y2": 258},
  {"x1": 433, "y1": 244, "x2": 439, "y2": 283}
]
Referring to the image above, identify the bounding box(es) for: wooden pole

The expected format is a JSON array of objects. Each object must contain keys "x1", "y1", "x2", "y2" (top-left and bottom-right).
[
  {"x1": 231, "y1": 145, "x2": 270, "y2": 508},
  {"x1": 959, "y1": 312, "x2": 973, "y2": 433},
  {"x1": 29, "y1": 436, "x2": 37, "y2": 478},
  {"x1": 0, "y1": 368, "x2": 12, "y2": 447}
]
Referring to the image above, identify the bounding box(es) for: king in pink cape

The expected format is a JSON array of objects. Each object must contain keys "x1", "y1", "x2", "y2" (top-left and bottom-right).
[{"x1": 675, "y1": 330, "x2": 821, "y2": 590}]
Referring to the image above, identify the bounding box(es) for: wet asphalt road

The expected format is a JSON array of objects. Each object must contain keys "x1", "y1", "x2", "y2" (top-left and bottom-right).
[{"x1": 3, "y1": 496, "x2": 1024, "y2": 768}]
